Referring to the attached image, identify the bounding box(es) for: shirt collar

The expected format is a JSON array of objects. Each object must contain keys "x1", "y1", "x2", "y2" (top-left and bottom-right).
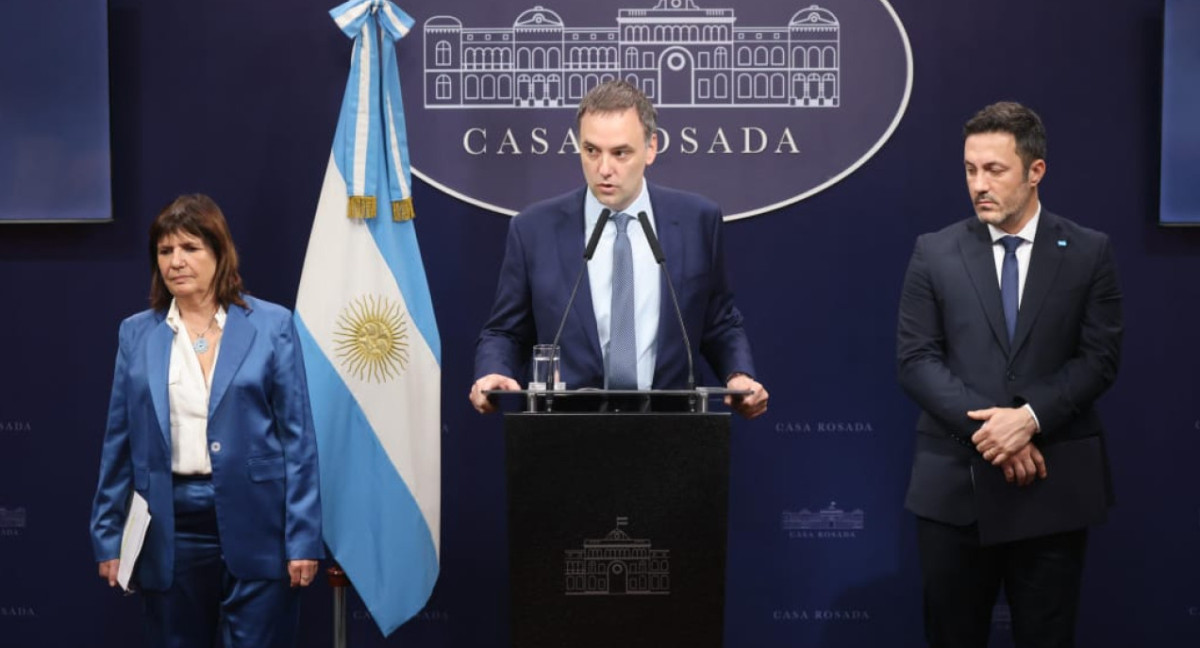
[
  {"x1": 584, "y1": 181, "x2": 654, "y2": 231},
  {"x1": 988, "y1": 201, "x2": 1042, "y2": 244},
  {"x1": 165, "y1": 298, "x2": 227, "y2": 333}
]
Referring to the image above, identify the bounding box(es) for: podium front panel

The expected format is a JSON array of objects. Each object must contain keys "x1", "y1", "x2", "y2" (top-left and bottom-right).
[{"x1": 505, "y1": 412, "x2": 730, "y2": 648}]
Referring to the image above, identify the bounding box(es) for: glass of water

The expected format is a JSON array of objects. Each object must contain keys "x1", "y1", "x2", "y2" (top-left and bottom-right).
[{"x1": 530, "y1": 344, "x2": 561, "y2": 391}]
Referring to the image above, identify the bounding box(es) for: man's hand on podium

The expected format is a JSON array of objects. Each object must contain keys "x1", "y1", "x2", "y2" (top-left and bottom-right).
[
  {"x1": 470, "y1": 373, "x2": 521, "y2": 413},
  {"x1": 725, "y1": 373, "x2": 769, "y2": 419}
]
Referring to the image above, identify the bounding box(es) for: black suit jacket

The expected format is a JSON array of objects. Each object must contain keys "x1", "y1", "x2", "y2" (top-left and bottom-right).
[{"x1": 897, "y1": 210, "x2": 1122, "y2": 525}]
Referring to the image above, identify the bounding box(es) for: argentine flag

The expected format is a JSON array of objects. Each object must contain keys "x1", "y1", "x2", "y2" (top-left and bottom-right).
[{"x1": 295, "y1": 0, "x2": 439, "y2": 636}]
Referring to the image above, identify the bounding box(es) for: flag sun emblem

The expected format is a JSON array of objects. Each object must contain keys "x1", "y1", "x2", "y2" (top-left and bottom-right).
[{"x1": 334, "y1": 295, "x2": 410, "y2": 382}]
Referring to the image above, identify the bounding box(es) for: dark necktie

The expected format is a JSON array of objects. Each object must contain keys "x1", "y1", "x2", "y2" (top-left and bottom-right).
[
  {"x1": 1000, "y1": 235, "x2": 1022, "y2": 343},
  {"x1": 608, "y1": 212, "x2": 637, "y2": 389}
]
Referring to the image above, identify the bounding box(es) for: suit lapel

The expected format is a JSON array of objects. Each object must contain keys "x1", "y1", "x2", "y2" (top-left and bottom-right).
[
  {"x1": 554, "y1": 198, "x2": 603, "y2": 368},
  {"x1": 1011, "y1": 212, "x2": 1065, "y2": 356},
  {"x1": 959, "y1": 220, "x2": 1011, "y2": 353},
  {"x1": 146, "y1": 315, "x2": 174, "y2": 451},
  {"x1": 208, "y1": 304, "x2": 255, "y2": 418}
]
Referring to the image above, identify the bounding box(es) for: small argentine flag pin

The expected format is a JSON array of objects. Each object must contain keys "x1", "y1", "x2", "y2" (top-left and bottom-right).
[{"x1": 1057, "y1": 239, "x2": 1068, "y2": 248}]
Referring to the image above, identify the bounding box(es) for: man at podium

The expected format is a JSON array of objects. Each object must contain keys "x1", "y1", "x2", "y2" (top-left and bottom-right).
[{"x1": 469, "y1": 80, "x2": 768, "y2": 417}]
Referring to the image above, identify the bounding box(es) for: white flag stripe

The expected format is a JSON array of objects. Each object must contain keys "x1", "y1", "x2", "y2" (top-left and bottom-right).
[
  {"x1": 352, "y1": 23, "x2": 373, "y2": 196},
  {"x1": 380, "y1": 3, "x2": 410, "y2": 37},
  {"x1": 333, "y1": 1, "x2": 371, "y2": 31},
  {"x1": 295, "y1": 155, "x2": 441, "y2": 548}
]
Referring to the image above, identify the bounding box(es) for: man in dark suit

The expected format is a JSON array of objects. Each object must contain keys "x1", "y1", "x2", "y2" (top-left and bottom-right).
[
  {"x1": 897, "y1": 101, "x2": 1122, "y2": 647},
  {"x1": 469, "y1": 80, "x2": 767, "y2": 417}
]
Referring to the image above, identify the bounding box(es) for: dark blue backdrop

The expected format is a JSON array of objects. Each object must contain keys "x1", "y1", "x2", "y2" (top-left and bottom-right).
[{"x1": 1, "y1": 1, "x2": 1198, "y2": 646}]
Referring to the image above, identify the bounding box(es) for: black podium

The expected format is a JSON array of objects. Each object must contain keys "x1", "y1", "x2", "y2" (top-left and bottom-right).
[{"x1": 500, "y1": 389, "x2": 735, "y2": 648}]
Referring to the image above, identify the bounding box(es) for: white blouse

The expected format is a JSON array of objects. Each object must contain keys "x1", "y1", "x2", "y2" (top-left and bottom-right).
[{"x1": 164, "y1": 299, "x2": 226, "y2": 475}]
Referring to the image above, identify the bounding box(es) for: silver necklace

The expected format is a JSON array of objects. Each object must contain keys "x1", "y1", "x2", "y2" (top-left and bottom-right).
[{"x1": 187, "y1": 314, "x2": 218, "y2": 354}]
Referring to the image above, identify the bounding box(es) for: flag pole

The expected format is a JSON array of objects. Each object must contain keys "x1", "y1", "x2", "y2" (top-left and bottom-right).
[{"x1": 327, "y1": 561, "x2": 350, "y2": 648}]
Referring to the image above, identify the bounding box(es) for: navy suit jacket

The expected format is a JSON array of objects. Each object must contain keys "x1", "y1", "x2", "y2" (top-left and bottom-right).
[
  {"x1": 475, "y1": 183, "x2": 756, "y2": 389},
  {"x1": 90, "y1": 296, "x2": 323, "y2": 590},
  {"x1": 897, "y1": 211, "x2": 1122, "y2": 525}
]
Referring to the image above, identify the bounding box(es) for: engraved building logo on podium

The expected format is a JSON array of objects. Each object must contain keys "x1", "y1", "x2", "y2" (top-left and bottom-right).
[{"x1": 564, "y1": 517, "x2": 671, "y2": 595}]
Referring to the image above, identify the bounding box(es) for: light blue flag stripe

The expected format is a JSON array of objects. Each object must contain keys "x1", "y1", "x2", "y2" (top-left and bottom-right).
[
  {"x1": 329, "y1": 0, "x2": 438, "y2": 357},
  {"x1": 329, "y1": 117, "x2": 439, "y2": 357},
  {"x1": 362, "y1": 208, "x2": 442, "y2": 359},
  {"x1": 332, "y1": 0, "x2": 383, "y2": 200},
  {"x1": 378, "y1": 4, "x2": 414, "y2": 202},
  {"x1": 295, "y1": 318, "x2": 438, "y2": 634}
]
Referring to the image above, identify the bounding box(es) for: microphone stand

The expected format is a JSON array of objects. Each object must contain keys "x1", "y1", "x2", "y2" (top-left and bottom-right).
[
  {"x1": 542, "y1": 209, "x2": 611, "y2": 411},
  {"x1": 636, "y1": 211, "x2": 698, "y2": 411}
]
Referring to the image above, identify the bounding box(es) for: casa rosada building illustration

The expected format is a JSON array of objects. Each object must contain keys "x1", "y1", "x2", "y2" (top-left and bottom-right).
[{"x1": 423, "y1": 1, "x2": 841, "y2": 109}]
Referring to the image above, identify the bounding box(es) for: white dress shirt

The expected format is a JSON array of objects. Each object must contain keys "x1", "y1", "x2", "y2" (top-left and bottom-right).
[
  {"x1": 165, "y1": 299, "x2": 226, "y2": 475},
  {"x1": 585, "y1": 182, "x2": 661, "y2": 389}
]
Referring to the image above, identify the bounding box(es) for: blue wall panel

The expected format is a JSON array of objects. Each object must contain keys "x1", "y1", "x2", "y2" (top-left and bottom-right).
[{"x1": 1, "y1": 1, "x2": 1197, "y2": 646}]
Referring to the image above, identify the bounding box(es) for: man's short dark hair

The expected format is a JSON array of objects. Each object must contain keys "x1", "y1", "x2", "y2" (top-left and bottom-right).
[
  {"x1": 963, "y1": 101, "x2": 1046, "y2": 171},
  {"x1": 577, "y1": 80, "x2": 657, "y2": 144}
]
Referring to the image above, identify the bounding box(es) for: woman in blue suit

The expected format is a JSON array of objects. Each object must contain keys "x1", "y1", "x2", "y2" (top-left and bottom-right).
[{"x1": 90, "y1": 194, "x2": 323, "y2": 648}]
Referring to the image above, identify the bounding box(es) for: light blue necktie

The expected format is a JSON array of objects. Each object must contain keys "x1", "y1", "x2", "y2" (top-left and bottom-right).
[
  {"x1": 608, "y1": 212, "x2": 637, "y2": 389},
  {"x1": 1000, "y1": 235, "x2": 1022, "y2": 343}
]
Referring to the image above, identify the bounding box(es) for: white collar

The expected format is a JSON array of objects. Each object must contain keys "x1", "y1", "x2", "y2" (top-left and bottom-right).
[{"x1": 165, "y1": 298, "x2": 227, "y2": 333}]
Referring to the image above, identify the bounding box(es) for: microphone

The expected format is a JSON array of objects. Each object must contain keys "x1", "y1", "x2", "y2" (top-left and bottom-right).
[
  {"x1": 550, "y1": 209, "x2": 611, "y2": 358},
  {"x1": 637, "y1": 211, "x2": 695, "y2": 392},
  {"x1": 582, "y1": 208, "x2": 611, "y2": 261}
]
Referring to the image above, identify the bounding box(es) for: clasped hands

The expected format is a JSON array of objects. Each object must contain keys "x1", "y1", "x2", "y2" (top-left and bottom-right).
[{"x1": 968, "y1": 406, "x2": 1047, "y2": 487}]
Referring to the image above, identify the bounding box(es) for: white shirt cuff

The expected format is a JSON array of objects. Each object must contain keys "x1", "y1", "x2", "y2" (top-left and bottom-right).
[{"x1": 1023, "y1": 403, "x2": 1041, "y2": 433}]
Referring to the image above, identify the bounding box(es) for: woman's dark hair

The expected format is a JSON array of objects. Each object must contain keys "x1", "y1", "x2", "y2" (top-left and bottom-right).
[{"x1": 148, "y1": 193, "x2": 247, "y2": 311}]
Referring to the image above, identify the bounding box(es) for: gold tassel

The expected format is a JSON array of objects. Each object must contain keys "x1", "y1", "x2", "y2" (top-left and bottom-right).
[
  {"x1": 347, "y1": 196, "x2": 377, "y2": 219},
  {"x1": 392, "y1": 198, "x2": 415, "y2": 222}
]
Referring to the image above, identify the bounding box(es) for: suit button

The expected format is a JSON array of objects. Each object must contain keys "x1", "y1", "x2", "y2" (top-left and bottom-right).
[
  {"x1": 1006, "y1": 372, "x2": 1016, "y2": 381},
  {"x1": 210, "y1": 441, "x2": 222, "y2": 453}
]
